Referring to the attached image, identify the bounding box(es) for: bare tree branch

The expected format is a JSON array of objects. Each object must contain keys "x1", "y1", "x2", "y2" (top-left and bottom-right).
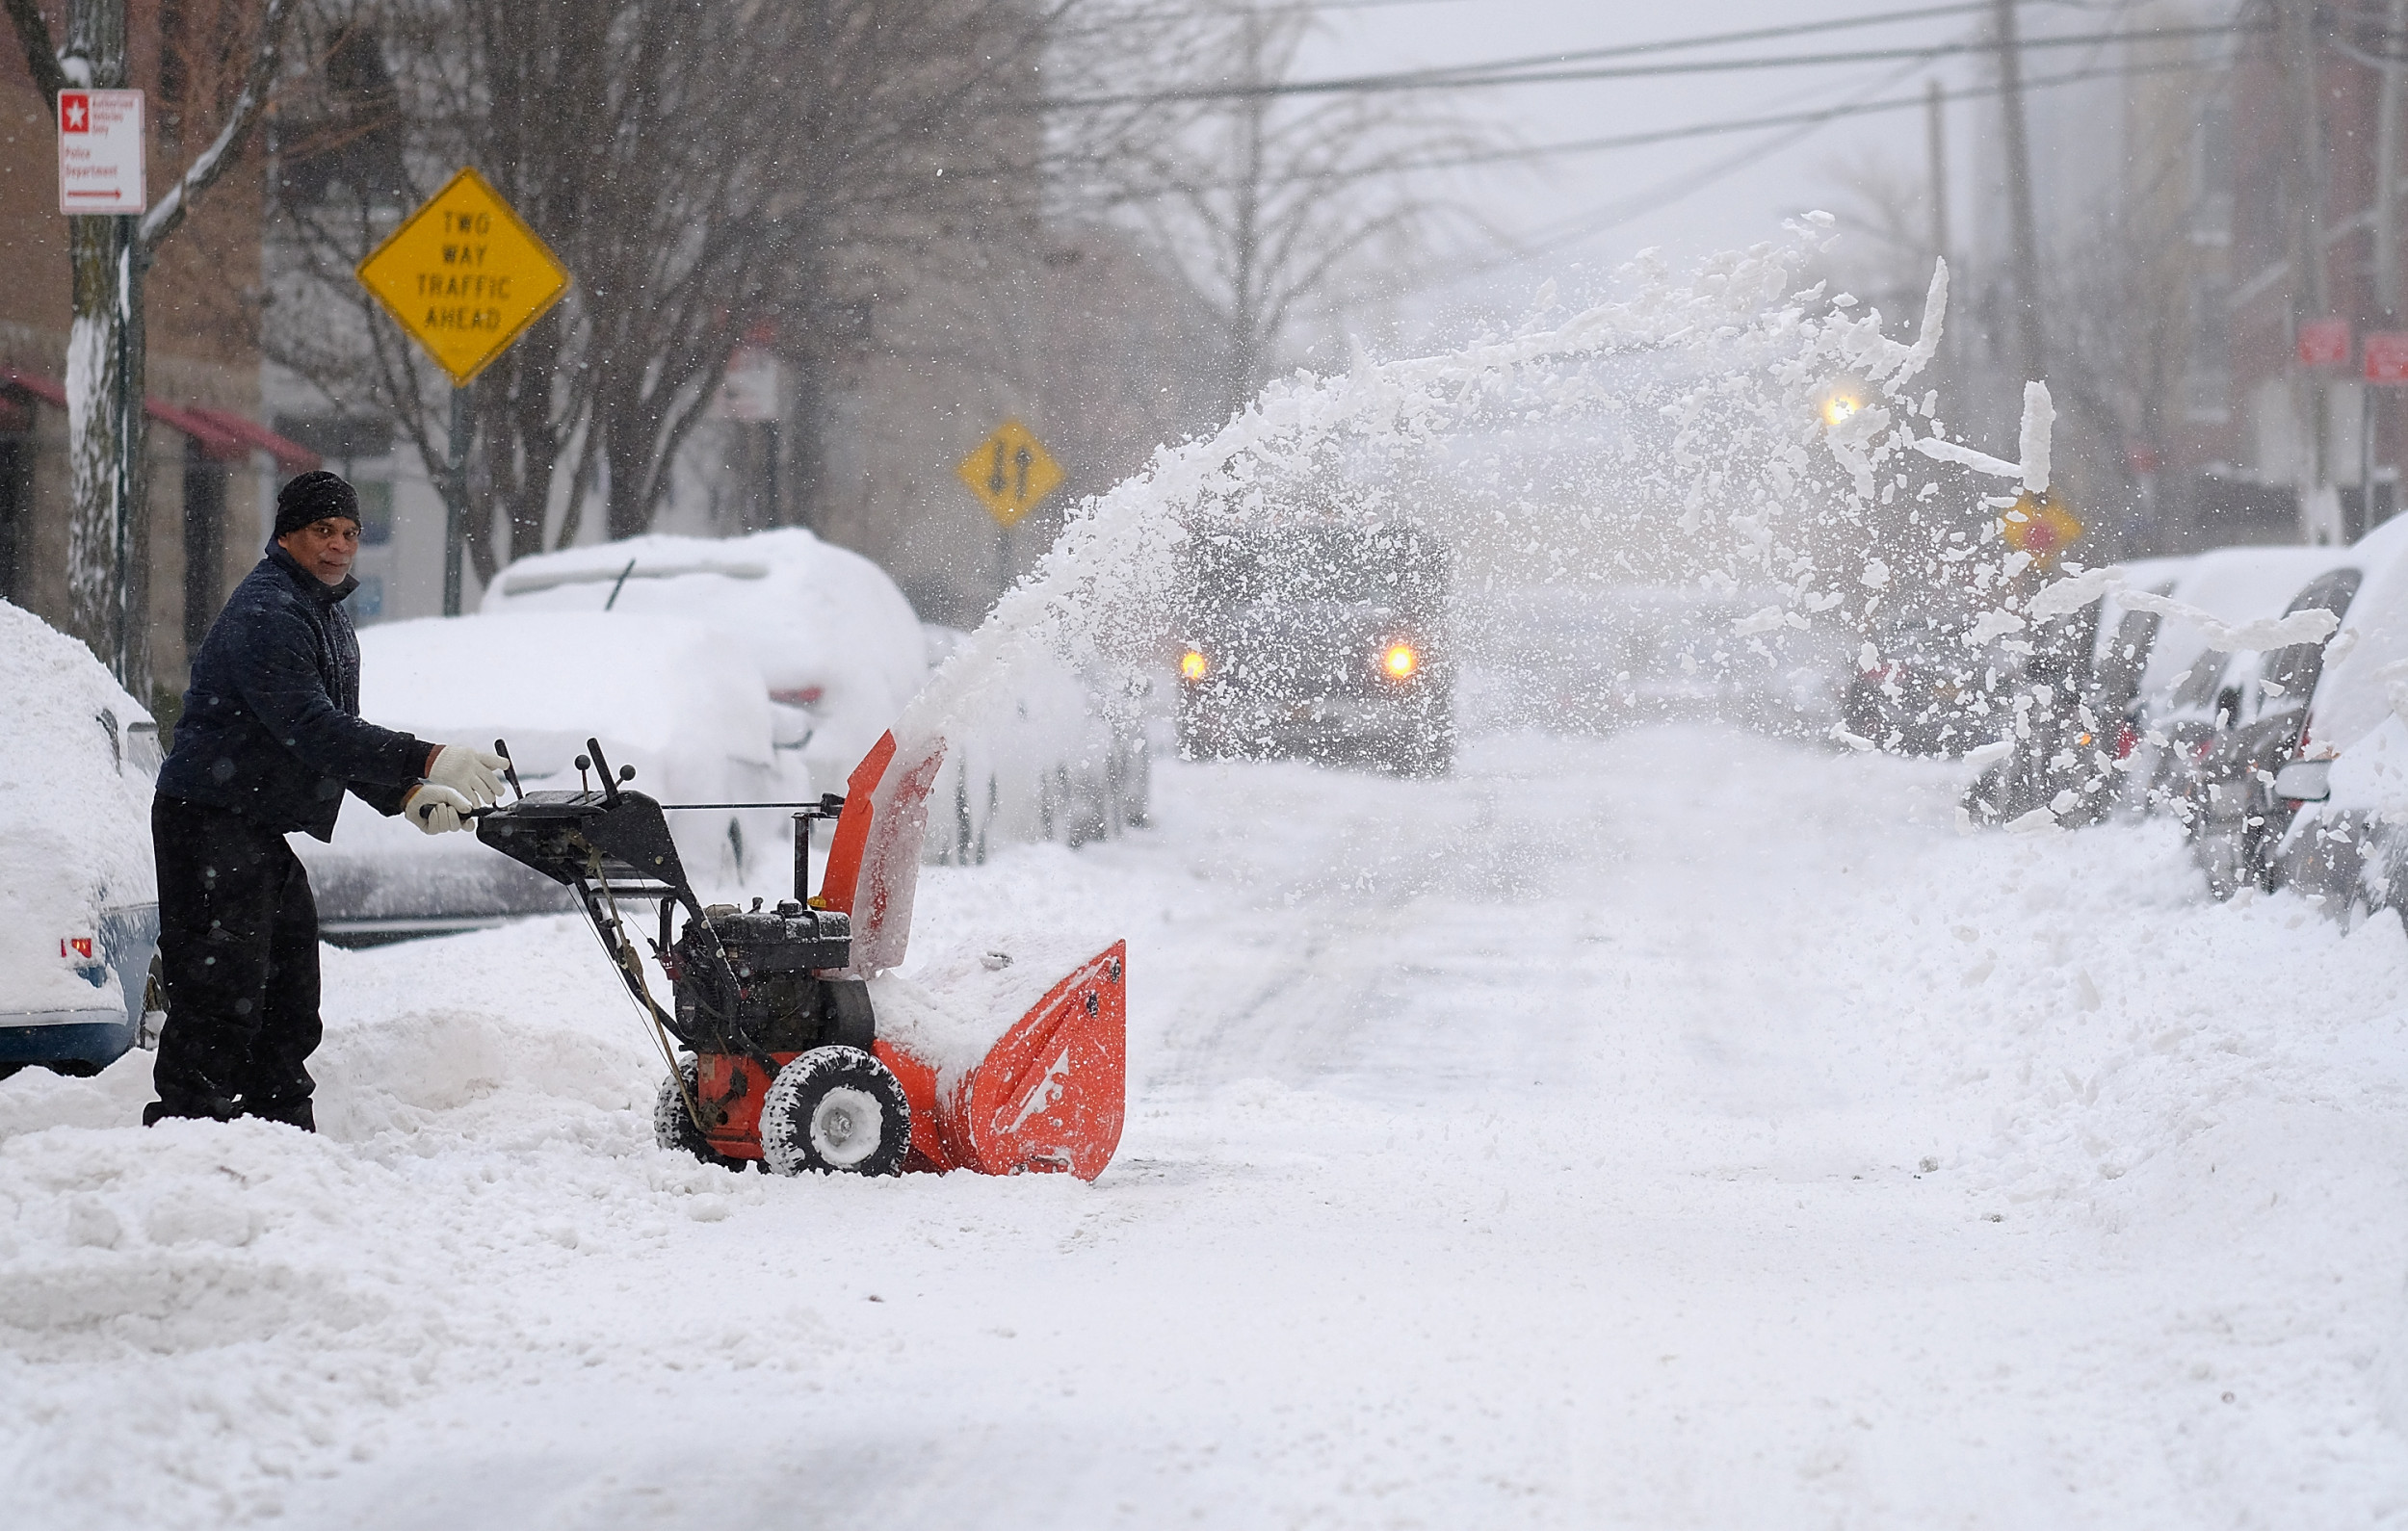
[
  {"x1": 3, "y1": 0, "x2": 65, "y2": 103},
  {"x1": 142, "y1": 0, "x2": 295, "y2": 252}
]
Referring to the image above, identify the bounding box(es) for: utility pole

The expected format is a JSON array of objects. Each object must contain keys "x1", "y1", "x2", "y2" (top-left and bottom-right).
[
  {"x1": 2378, "y1": 0, "x2": 2406, "y2": 316},
  {"x1": 1925, "y1": 77, "x2": 1950, "y2": 273},
  {"x1": 1995, "y1": 0, "x2": 2047, "y2": 384},
  {"x1": 2370, "y1": 0, "x2": 2407, "y2": 527},
  {"x1": 2286, "y1": 0, "x2": 2338, "y2": 541}
]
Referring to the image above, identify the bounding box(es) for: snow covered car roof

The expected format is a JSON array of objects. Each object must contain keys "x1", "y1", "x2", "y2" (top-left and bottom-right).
[
  {"x1": 0, "y1": 600, "x2": 158, "y2": 1062},
  {"x1": 482, "y1": 528, "x2": 926, "y2": 784}
]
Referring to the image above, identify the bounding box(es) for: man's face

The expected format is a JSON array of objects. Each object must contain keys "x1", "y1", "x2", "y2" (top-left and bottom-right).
[{"x1": 277, "y1": 518, "x2": 360, "y2": 586}]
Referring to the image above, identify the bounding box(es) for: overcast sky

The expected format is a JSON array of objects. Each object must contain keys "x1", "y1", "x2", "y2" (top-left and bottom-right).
[{"x1": 1293, "y1": 0, "x2": 2120, "y2": 320}]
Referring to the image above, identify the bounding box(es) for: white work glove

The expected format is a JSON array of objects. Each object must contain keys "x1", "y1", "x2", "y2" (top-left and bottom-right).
[
  {"x1": 427, "y1": 744, "x2": 510, "y2": 808},
  {"x1": 403, "y1": 782, "x2": 476, "y2": 835}
]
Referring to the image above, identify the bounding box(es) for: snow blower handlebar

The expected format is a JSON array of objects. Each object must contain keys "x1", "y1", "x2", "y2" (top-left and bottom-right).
[{"x1": 473, "y1": 736, "x2": 755, "y2": 1054}]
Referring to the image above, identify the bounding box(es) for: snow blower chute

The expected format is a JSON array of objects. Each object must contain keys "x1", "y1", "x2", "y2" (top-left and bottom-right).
[{"x1": 472, "y1": 733, "x2": 1125, "y2": 1179}]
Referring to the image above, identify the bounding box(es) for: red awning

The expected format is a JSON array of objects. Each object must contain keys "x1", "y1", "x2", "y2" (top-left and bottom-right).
[
  {"x1": 0, "y1": 369, "x2": 323, "y2": 472},
  {"x1": 181, "y1": 405, "x2": 321, "y2": 473},
  {"x1": 145, "y1": 399, "x2": 249, "y2": 461},
  {"x1": 2, "y1": 369, "x2": 65, "y2": 408}
]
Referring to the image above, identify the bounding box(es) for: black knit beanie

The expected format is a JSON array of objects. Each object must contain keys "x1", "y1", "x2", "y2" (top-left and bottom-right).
[{"x1": 275, "y1": 470, "x2": 359, "y2": 537}]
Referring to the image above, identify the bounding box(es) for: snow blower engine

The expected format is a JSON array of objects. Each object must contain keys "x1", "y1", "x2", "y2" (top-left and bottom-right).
[{"x1": 471, "y1": 736, "x2": 1126, "y2": 1180}]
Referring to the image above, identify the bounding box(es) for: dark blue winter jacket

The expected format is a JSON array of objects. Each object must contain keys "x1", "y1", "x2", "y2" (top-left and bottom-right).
[{"x1": 157, "y1": 542, "x2": 430, "y2": 840}]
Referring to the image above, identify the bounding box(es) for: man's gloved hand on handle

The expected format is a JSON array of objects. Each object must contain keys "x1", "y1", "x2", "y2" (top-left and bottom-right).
[
  {"x1": 403, "y1": 782, "x2": 478, "y2": 835},
  {"x1": 425, "y1": 744, "x2": 510, "y2": 807},
  {"x1": 401, "y1": 745, "x2": 510, "y2": 835}
]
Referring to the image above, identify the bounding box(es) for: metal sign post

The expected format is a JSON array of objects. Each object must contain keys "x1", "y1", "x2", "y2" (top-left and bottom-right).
[{"x1": 443, "y1": 383, "x2": 472, "y2": 616}]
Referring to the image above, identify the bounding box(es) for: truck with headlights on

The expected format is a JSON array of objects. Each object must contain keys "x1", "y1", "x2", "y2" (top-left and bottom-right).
[{"x1": 1173, "y1": 520, "x2": 1453, "y2": 776}]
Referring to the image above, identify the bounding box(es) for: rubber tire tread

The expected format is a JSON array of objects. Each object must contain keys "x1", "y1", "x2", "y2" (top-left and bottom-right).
[{"x1": 759, "y1": 1045, "x2": 910, "y2": 1177}]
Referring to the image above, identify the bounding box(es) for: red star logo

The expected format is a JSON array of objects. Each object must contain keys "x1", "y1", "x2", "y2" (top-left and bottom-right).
[{"x1": 60, "y1": 93, "x2": 87, "y2": 132}]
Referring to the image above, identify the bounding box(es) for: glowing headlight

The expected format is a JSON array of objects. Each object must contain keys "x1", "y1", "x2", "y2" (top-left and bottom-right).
[
  {"x1": 1820, "y1": 393, "x2": 1861, "y2": 427},
  {"x1": 1179, "y1": 648, "x2": 1210, "y2": 682},
  {"x1": 1381, "y1": 641, "x2": 1420, "y2": 680}
]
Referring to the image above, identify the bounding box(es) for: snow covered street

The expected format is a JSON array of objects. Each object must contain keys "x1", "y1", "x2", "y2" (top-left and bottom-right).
[{"x1": 8, "y1": 724, "x2": 2408, "y2": 1527}]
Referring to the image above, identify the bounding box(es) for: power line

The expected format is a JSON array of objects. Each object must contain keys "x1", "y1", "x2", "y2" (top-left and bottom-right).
[
  {"x1": 1208, "y1": 49, "x2": 2237, "y2": 189},
  {"x1": 1322, "y1": 1, "x2": 1998, "y2": 85},
  {"x1": 1440, "y1": 51, "x2": 2230, "y2": 281},
  {"x1": 1044, "y1": 17, "x2": 2260, "y2": 109}
]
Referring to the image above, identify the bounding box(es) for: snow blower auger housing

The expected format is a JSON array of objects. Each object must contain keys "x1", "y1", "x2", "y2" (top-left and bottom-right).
[{"x1": 474, "y1": 736, "x2": 1126, "y2": 1181}]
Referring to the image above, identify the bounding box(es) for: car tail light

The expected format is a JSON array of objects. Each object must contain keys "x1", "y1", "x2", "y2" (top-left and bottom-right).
[
  {"x1": 1178, "y1": 648, "x2": 1209, "y2": 683},
  {"x1": 61, "y1": 935, "x2": 102, "y2": 980},
  {"x1": 770, "y1": 686, "x2": 824, "y2": 707},
  {"x1": 2114, "y1": 721, "x2": 2137, "y2": 760},
  {"x1": 1380, "y1": 641, "x2": 1419, "y2": 681}
]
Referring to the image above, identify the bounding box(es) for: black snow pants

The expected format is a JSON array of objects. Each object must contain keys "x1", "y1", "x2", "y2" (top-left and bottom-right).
[{"x1": 148, "y1": 794, "x2": 323, "y2": 1127}]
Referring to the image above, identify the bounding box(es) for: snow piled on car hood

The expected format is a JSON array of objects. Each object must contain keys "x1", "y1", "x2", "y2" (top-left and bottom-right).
[
  {"x1": 0, "y1": 600, "x2": 155, "y2": 1018},
  {"x1": 357, "y1": 610, "x2": 775, "y2": 772}
]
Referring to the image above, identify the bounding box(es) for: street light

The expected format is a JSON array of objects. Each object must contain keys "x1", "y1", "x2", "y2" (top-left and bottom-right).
[{"x1": 1815, "y1": 373, "x2": 1871, "y2": 429}]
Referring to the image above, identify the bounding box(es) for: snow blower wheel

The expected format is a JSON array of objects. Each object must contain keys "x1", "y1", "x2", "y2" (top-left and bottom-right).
[
  {"x1": 654, "y1": 1058, "x2": 747, "y2": 1171},
  {"x1": 760, "y1": 1046, "x2": 910, "y2": 1176}
]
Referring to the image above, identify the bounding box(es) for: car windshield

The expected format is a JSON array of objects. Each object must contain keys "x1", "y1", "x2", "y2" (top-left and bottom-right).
[
  {"x1": 2093, "y1": 607, "x2": 2162, "y2": 714},
  {"x1": 1191, "y1": 525, "x2": 1446, "y2": 614},
  {"x1": 2259, "y1": 567, "x2": 2361, "y2": 704},
  {"x1": 2170, "y1": 650, "x2": 2235, "y2": 711}
]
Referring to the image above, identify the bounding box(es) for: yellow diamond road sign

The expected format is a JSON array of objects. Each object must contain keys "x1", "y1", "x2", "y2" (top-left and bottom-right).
[
  {"x1": 2002, "y1": 491, "x2": 2083, "y2": 568},
  {"x1": 355, "y1": 167, "x2": 570, "y2": 386},
  {"x1": 956, "y1": 420, "x2": 1063, "y2": 528}
]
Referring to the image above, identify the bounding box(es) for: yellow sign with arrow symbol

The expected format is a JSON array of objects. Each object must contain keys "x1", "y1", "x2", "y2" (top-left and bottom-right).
[{"x1": 955, "y1": 420, "x2": 1064, "y2": 528}]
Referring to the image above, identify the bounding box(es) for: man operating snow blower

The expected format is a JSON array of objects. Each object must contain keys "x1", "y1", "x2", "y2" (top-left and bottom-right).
[{"x1": 143, "y1": 471, "x2": 510, "y2": 1130}]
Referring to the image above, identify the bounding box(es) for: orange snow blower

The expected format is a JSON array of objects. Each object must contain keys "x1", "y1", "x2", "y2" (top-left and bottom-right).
[{"x1": 474, "y1": 733, "x2": 1125, "y2": 1180}]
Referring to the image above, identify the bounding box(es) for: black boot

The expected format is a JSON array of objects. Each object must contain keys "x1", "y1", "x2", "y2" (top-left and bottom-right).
[
  {"x1": 242, "y1": 1096, "x2": 316, "y2": 1132},
  {"x1": 143, "y1": 1096, "x2": 238, "y2": 1127}
]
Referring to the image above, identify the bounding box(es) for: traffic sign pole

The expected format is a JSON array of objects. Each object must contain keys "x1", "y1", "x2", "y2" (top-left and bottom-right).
[{"x1": 443, "y1": 382, "x2": 471, "y2": 616}]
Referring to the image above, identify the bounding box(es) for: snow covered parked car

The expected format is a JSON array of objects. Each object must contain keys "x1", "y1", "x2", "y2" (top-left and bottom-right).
[
  {"x1": 2180, "y1": 564, "x2": 2365, "y2": 897},
  {"x1": 483, "y1": 529, "x2": 926, "y2": 793},
  {"x1": 0, "y1": 600, "x2": 161, "y2": 1078},
  {"x1": 2108, "y1": 546, "x2": 2352, "y2": 817},
  {"x1": 294, "y1": 611, "x2": 809, "y2": 943},
  {"x1": 2263, "y1": 515, "x2": 2408, "y2": 916},
  {"x1": 1972, "y1": 557, "x2": 2193, "y2": 827},
  {"x1": 919, "y1": 624, "x2": 1151, "y2": 862}
]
